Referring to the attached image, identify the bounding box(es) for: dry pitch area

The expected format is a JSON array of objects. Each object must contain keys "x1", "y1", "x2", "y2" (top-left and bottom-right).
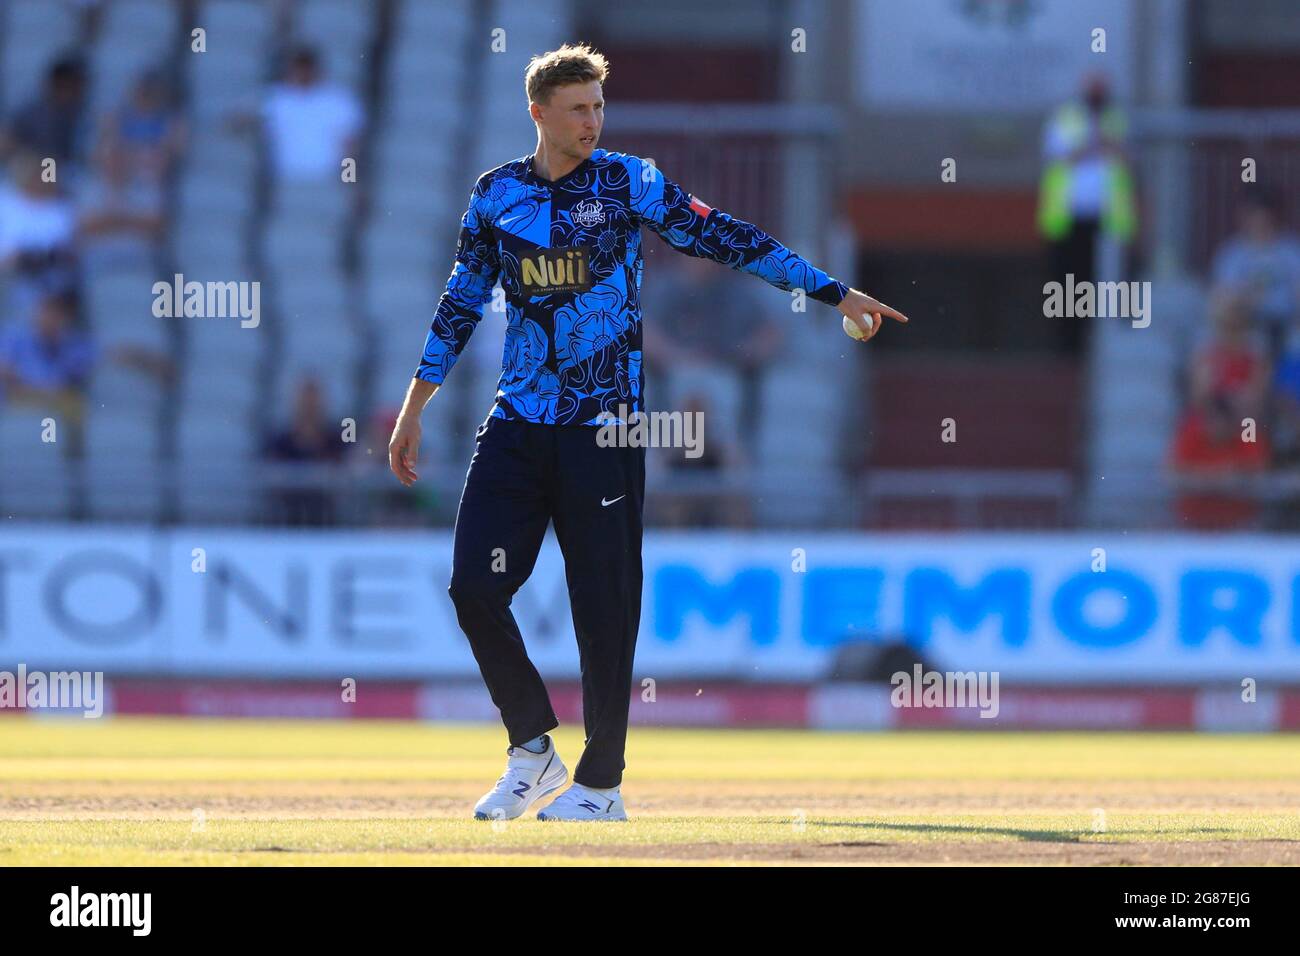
[{"x1": 1, "y1": 719, "x2": 1298, "y2": 865}]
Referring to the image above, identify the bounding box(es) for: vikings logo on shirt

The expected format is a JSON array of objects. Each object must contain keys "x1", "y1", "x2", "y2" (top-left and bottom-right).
[
  {"x1": 520, "y1": 245, "x2": 592, "y2": 295},
  {"x1": 572, "y1": 198, "x2": 605, "y2": 227}
]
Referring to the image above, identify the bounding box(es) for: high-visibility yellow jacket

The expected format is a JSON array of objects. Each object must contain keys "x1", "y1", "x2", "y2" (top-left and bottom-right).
[{"x1": 1037, "y1": 102, "x2": 1137, "y2": 242}]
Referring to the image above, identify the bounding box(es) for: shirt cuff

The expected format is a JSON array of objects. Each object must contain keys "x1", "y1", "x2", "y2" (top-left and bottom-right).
[{"x1": 811, "y1": 279, "x2": 849, "y2": 307}]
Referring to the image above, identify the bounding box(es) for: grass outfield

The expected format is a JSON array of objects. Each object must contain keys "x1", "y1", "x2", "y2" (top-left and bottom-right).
[{"x1": 2, "y1": 718, "x2": 1298, "y2": 865}]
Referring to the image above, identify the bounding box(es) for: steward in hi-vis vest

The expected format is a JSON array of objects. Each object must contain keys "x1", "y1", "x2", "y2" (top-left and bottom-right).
[{"x1": 1037, "y1": 97, "x2": 1137, "y2": 244}]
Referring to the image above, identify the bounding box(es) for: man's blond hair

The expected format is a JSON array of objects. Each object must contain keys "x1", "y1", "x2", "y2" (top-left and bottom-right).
[{"x1": 525, "y1": 43, "x2": 609, "y2": 106}]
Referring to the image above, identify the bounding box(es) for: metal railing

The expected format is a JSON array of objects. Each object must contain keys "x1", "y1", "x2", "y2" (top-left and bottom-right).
[{"x1": 1131, "y1": 108, "x2": 1300, "y2": 276}]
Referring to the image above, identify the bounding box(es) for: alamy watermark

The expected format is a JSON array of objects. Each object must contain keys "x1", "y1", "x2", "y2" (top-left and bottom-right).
[
  {"x1": 151, "y1": 273, "x2": 260, "y2": 328},
  {"x1": 891, "y1": 664, "x2": 999, "y2": 719},
  {"x1": 1043, "y1": 273, "x2": 1150, "y2": 328},
  {"x1": 0, "y1": 665, "x2": 104, "y2": 718},
  {"x1": 595, "y1": 404, "x2": 704, "y2": 458},
  {"x1": 50, "y1": 886, "x2": 150, "y2": 936}
]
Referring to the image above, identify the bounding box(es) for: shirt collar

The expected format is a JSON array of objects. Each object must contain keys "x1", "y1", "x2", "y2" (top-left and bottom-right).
[{"x1": 523, "y1": 151, "x2": 597, "y2": 188}]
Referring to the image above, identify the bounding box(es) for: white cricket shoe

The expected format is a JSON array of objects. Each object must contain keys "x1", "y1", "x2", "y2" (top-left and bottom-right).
[
  {"x1": 536, "y1": 782, "x2": 628, "y2": 821},
  {"x1": 473, "y1": 736, "x2": 568, "y2": 821}
]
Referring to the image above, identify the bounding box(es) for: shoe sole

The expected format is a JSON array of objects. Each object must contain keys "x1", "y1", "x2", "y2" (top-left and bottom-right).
[
  {"x1": 537, "y1": 808, "x2": 628, "y2": 822},
  {"x1": 473, "y1": 765, "x2": 568, "y2": 821}
]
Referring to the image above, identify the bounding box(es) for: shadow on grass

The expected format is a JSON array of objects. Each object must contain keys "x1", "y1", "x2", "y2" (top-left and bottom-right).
[{"x1": 815, "y1": 820, "x2": 1235, "y2": 843}]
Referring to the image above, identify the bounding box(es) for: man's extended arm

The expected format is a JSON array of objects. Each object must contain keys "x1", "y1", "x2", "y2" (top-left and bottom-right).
[
  {"x1": 629, "y1": 156, "x2": 846, "y2": 304},
  {"x1": 628, "y1": 156, "x2": 906, "y2": 340}
]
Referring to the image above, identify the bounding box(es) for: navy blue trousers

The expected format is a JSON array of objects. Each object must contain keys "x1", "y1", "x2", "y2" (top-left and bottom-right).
[{"x1": 448, "y1": 415, "x2": 646, "y2": 788}]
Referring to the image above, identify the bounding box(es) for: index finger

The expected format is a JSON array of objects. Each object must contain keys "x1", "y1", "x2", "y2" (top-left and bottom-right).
[{"x1": 875, "y1": 302, "x2": 909, "y2": 323}]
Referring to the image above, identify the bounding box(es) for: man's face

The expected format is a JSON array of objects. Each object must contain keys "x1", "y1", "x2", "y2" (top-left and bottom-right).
[
  {"x1": 295, "y1": 381, "x2": 323, "y2": 422},
  {"x1": 288, "y1": 58, "x2": 319, "y2": 87},
  {"x1": 36, "y1": 302, "x2": 68, "y2": 339},
  {"x1": 1083, "y1": 74, "x2": 1109, "y2": 112},
  {"x1": 533, "y1": 81, "x2": 603, "y2": 159},
  {"x1": 21, "y1": 161, "x2": 56, "y2": 197},
  {"x1": 1240, "y1": 204, "x2": 1277, "y2": 241},
  {"x1": 51, "y1": 71, "x2": 85, "y2": 106},
  {"x1": 133, "y1": 78, "x2": 162, "y2": 111}
]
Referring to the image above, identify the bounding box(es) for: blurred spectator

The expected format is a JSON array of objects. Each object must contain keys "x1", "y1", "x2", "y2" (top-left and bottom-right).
[
  {"x1": 1038, "y1": 72, "x2": 1137, "y2": 354},
  {"x1": 1169, "y1": 296, "x2": 1271, "y2": 528},
  {"x1": 1270, "y1": 346, "x2": 1300, "y2": 527},
  {"x1": 1210, "y1": 186, "x2": 1300, "y2": 363},
  {"x1": 1270, "y1": 330, "x2": 1300, "y2": 466},
  {"x1": 77, "y1": 140, "x2": 165, "y2": 269},
  {"x1": 258, "y1": 46, "x2": 363, "y2": 183},
  {"x1": 642, "y1": 253, "x2": 782, "y2": 452},
  {"x1": 0, "y1": 294, "x2": 95, "y2": 395},
  {"x1": 0, "y1": 294, "x2": 96, "y2": 452},
  {"x1": 263, "y1": 376, "x2": 346, "y2": 525},
  {"x1": 3, "y1": 55, "x2": 89, "y2": 171},
  {"x1": 652, "y1": 391, "x2": 750, "y2": 528},
  {"x1": 96, "y1": 71, "x2": 186, "y2": 185},
  {"x1": 0, "y1": 151, "x2": 80, "y2": 319}
]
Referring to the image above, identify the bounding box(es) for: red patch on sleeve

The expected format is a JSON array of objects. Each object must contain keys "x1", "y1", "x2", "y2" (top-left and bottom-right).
[{"x1": 688, "y1": 195, "x2": 713, "y2": 218}]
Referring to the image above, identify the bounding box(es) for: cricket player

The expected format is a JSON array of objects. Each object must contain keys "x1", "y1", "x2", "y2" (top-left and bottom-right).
[{"x1": 387, "y1": 44, "x2": 906, "y2": 821}]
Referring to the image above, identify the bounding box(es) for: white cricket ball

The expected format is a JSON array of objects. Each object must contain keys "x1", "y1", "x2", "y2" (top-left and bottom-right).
[{"x1": 843, "y1": 314, "x2": 875, "y2": 341}]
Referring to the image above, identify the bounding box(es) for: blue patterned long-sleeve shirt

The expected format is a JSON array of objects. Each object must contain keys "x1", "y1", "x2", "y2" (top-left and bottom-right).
[{"x1": 415, "y1": 149, "x2": 848, "y2": 426}]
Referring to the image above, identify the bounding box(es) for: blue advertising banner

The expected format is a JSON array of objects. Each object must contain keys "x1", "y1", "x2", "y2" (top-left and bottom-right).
[{"x1": 1, "y1": 527, "x2": 1297, "y2": 681}]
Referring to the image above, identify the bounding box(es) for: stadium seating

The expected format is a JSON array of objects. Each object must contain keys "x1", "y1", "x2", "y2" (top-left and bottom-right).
[
  {"x1": 0, "y1": 0, "x2": 80, "y2": 114},
  {"x1": 0, "y1": 0, "x2": 861, "y2": 528},
  {"x1": 1084, "y1": 278, "x2": 1197, "y2": 525},
  {"x1": 87, "y1": 0, "x2": 179, "y2": 116}
]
